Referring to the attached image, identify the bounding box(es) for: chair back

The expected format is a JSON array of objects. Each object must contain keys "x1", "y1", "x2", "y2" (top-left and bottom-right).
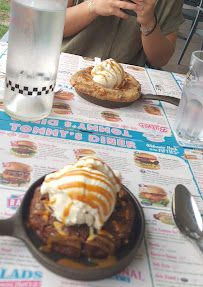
[
  {"x1": 198, "y1": 0, "x2": 203, "y2": 9},
  {"x1": 184, "y1": 0, "x2": 200, "y2": 7}
]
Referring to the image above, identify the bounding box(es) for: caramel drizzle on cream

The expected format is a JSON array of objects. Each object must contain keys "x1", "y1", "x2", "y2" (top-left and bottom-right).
[
  {"x1": 92, "y1": 59, "x2": 125, "y2": 89},
  {"x1": 46, "y1": 174, "x2": 114, "y2": 220},
  {"x1": 67, "y1": 191, "x2": 108, "y2": 216},
  {"x1": 59, "y1": 182, "x2": 113, "y2": 205},
  {"x1": 93, "y1": 72, "x2": 108, "y2": 86},
  {"x1": 48, "y1": 198, "x2": 56, "y2": 205},
  {"x1": 47, "y1": 169, "x2": 115, "y2": 193},
  {"x1": 46, "y1": 157, "x2": 120, "y2": 186},
  {"x1": 72, "y1": 157, "x2": 121, "y2": 186},
  {"x1": 44, "y1": 156, "x2": 120, "y2": 228},
  {"x1": 62, "y1": 202, "x2": 73, "y2": 223}
]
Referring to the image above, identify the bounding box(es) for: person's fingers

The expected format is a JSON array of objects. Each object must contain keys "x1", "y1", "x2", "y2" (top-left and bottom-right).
[
  {"x1": 131, "y1": 0, "x2": 155, "y2": 4},
  {"x1": 135, "y1": 5, "x2": 143, "y2": 11},
  {"x1": 114, "y1": 0, "x2": 137, "y2": 10},
  {"x1": 129, "y1": 0, "x2": 144, "y2": 4},
  {"x1": 130, "y1": 0, "x2": 156, "y2": 10},
  {"x1": 115, "y1": 0, "x2": 143, "y2": 12},
  {"x1": 94, "y1": 0, "x2": 145, "y2": 17}
]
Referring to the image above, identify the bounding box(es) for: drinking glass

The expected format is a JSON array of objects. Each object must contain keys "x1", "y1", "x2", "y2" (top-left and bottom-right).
[
  {"x1": 4, "y1": 0, "x2": 68, "y2": 121},
  {"x1": 174, "y1": 51, "x2": 203, "y2": 142}
]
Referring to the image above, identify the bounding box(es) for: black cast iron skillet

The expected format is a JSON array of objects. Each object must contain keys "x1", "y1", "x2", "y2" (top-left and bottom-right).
[
  {"x1": 76, "y1": 89, "x2": 180, "y2": 108},
  {"x1": 0, "y1": 176, "x2": 145, "y2": 281}
]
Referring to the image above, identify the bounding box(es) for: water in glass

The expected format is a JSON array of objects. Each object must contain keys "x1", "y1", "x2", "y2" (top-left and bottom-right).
[
  {"x1": 174, "y1": 51, "x2": 203, "y2": 142},
  {"x1": 4, "y1": 0, "x2": 67, "y2": 121}
]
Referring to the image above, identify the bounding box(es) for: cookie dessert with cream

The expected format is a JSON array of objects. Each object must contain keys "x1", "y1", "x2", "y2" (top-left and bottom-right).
[
  {"x1": 28, "y1": 156, "x2": 135, "y2": 258},
  {"x1": 70, "y1": 59, "x2": 141, "y2": 105}
]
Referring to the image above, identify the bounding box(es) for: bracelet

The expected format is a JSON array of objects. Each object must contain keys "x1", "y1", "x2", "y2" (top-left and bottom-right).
[
  {"x1": 140, "y1": 14, "x2": 157, "y2": 37},
  {"x1": 88, "y1": 0, "x2": 98, "y2": 17}
]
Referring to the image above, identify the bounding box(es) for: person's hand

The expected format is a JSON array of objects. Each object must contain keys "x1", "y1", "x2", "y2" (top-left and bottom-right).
[
  {"x1": 92, "y1": 0, "x2": 138, "y2": 19},
  {"x1": 131, "y1": 0, "x2": 156, "y2": 28}
]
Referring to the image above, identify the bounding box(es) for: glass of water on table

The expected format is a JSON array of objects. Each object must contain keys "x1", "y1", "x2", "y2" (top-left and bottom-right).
[
  {"x1": 3, "y1": 0, "x2": 68, "y2": 121},
  {"x1": 174, "y1": 51, "x2": 203, "y2": 142}
]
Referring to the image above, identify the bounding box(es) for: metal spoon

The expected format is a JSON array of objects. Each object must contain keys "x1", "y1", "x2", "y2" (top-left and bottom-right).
[{"x1": 172, "y1": 184, "x2": 203, "y2": 254}]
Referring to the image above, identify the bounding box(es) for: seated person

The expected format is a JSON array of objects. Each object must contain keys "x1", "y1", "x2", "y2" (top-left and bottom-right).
[{"x1": 62, "y1": 0, "x2": 184, "y2": 68}]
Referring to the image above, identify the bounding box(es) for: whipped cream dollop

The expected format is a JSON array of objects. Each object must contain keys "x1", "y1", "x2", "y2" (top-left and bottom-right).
[
  {"x1": 91, "y1": 58, "x2": 125, "y2": 89},
  {"x1": 40, "y1": 156, "x2": 121, "y2": 230}
]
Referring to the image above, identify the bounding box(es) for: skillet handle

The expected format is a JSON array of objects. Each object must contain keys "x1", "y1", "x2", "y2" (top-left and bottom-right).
[
  {"x1": 0, "y1": 217, "x2": 15, "y2": 236},
  {"x1": 0, "y1": 212, "x2": 24, "y2": 239},
  {"x1": 141, "y1": 93, "x2": 180, "y2": 106}
]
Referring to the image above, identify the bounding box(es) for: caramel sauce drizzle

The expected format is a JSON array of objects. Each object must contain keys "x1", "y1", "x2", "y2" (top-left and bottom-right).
[
  {"x1": 44, "y1": 203, "x2": 51, "y2": 213},
  {"x1": 47, "y1": 233, "x2": 83, "y2": 249},
  {"x1": 53, "y1": 221, "x2": 66, "y2": 236},
  {"x1": 108, "y1": 61, "x2": 119, "y2": 88},
  {"x1": 40, "y1": 238, "x2": 83, "y2": 253},
  {"x1": 87, "y1": 233, "x2": 114, "y2": 253},
  {"x1": 58, "y1": 190, "x2": 103, "y2": 225},
  {"x1": 43, "y1": 215, "x2": 48, "y2": 222},
  {"x1": 58, "y1": 256, "x2": 116, "y2": 269},
  {"x1": 40, "y1": 233, "x2": 85, "y2": 252},
  {"x1": 94, "y1": 235, "x2": 115, "y2": 251},
  {"x1": 80, "y1": 72, "x2": 92, "y2": 81},
  {"x1": 46, "y1": 171, "x2": 115, "y2": 204},
  {"x1": 59, "y1": 182, "x2": 113, "y2": 210},
  {"x1": 48, "y1": 198, "x2": 56, "y2": 205},
  {"x1": 35, "y1": 210, "x2": 49, "y2": 222},
  {"x1": 62, "y1": 202, "x2": 73, "y2": 224},
  {"x1": 91, "y1": 59, "x2": 125, "y2": 89},
  {"x1": 87, "y1": 234, "x2": 96, "y2": 241},
  {"x1": 112, "y1": 221, "x2": 126, "y2": 232},
  {"x1": 74, "y1": 157, "x2": 121, "y2": 187},
  {"x1": 57, "y1": 169, "x2": 114, "y2": 193},
  {"x1": 39, "y1": 245, "x2": 51, "y2": 253},
  {"x1": 46, "y1": 157, "x2": 120, "y2": 187},
  {"x1": 68, "y1": 191, "x2": 108, "y2": 216},
  {"x1": 92, "y1": 72, "x2": 108, "y2": 85},
  {"x1": 125, "y1": 209, "x2": 130, "y2": 220},
  {"x1": 86, "y1": 240, "x2": 110, "y2": 254},
  {"x1": 43, "y1": 157, "x2": 120, "y2": 227},
  {"x1": 109, "y1": 59, "x2": 125, "y2": 88},
  {"x1": 45, "y1": 165, "x2": 115, "y2": 186},
  {"x1": 92, "y1": 67, "x2": 118, "y2": 88},
  {"x1": 99, "y1": 238, "x2": 115, "y2": 252},
  {"x1": 98, "y1": 230, "x2": 113, "y2": 238}
]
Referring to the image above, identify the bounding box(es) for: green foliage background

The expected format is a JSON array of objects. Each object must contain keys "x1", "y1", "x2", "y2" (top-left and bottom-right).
[{"x1": 0, "y1": 0, "x2": 10, "y2": 39}]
